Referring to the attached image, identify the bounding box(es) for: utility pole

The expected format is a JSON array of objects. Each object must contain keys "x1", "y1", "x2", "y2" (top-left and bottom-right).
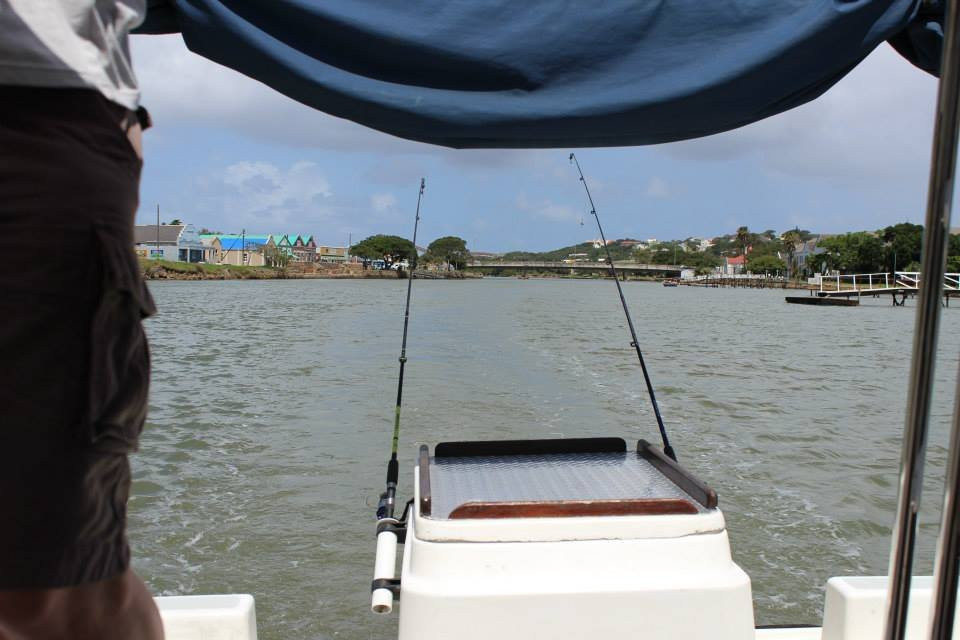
[
  {"x1": 155, "y1": 204, "x2": 160, "y2": 259},
  {"x1": 348, "y1": 232, "x2": 352, "y2": 262},
  {"x1": 241, "y1": 228, "x2": 246, "y2": 265}
]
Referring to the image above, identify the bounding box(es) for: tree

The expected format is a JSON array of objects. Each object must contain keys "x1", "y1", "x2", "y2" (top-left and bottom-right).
[
  {"x1": 350, "y1": 235, "x2": 416, "y2": 263},
  {"x1": 949, "y1": 234, "x2": 960, "y2": 273},
  {"x1": 781, "y1": 229, "x2": 803, "y2": 279},
  {"x1": 424, "y1": 236, "x2": 469, "y2": 270},
  {"x1": 747, "y1": 254, "x2": 785, "y2": 275},
  {"x1": 881, "y1": 222, "x2": 923, "y2": 273},
  {"x1": 263, "y1": 245, "x2": 291, "y2": 268},
  {"x1": 169, "y1": 218, "x2": 183, "y2": 225},
  {"x1": 818, "y1": 232, "x2": 885, "y2": 273},
  {"x1": 735, "y1": 226, "x2": 751, "y2": 259}
]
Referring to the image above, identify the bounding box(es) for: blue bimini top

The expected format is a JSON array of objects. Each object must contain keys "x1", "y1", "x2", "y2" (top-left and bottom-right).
[{"x1": 138, "y1": 0, "x2": 943, "y2": 149}]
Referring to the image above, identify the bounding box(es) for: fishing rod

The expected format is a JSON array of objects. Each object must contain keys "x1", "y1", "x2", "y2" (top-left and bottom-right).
[
  {"x1": 377, "y1": 177, "x2": 425, "y2": 521},
  {"x1": 569, "y1": 153, "x2": 677, "y2": 462}
]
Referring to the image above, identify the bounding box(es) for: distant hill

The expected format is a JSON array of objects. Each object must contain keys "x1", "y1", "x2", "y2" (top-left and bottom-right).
[{"x1": 498, "y1": 241, "x2": 635, "y2": 262}]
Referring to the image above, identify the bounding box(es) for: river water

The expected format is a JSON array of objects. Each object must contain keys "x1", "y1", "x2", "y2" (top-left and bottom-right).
[{"x1": 132, "y1": 278, "x2": 960, "y2": 639}]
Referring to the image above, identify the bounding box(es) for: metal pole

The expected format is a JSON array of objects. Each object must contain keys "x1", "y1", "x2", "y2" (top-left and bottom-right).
[
  {"x1": 156, "y1": 204, "x2": 160, "y2": 259},
  {"x1": 925, "y1": 0, "x2": 960, "y2": 635},
  {"x1": 885, "y1": 0, "x2": 960, "y2": 636}
]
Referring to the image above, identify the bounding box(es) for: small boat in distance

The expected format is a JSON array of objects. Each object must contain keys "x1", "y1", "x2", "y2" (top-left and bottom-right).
[{"x1": 663, "y1": 278, "x2": 678, "y2": 287}]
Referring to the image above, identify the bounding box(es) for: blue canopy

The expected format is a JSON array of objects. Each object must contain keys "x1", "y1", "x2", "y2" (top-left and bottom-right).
[{"x1": 139, "y1": 0, "x2": 943, "y2": 149}]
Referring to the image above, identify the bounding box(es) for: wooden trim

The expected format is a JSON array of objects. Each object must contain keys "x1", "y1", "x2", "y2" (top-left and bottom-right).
[
  {"x1": 637, "y1": 439, "x2": 718, "y2": 509},
  {"x1": 435, "y1": 437, "x2": 626, "y2": 458},
  {"x1": 448, "y1": 498, "x2": 698, "y2": 519},
  {"x1": 418, "y1": 445, "x2": 432, "y2": 517}
]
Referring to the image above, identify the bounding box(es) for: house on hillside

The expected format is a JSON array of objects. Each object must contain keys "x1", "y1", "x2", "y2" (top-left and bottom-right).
[
  {"x1": 135, "y1": 224, "x2": 210, "y2": 262},
  {"x1": 792, "y1": 239, "x2": 825, "y2": 276},
  {"x1": 724, "y1": 254, "x2": 746, "y2": 275}
]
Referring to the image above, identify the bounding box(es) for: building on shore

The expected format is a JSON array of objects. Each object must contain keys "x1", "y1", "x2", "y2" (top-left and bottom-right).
[
  {"x1": 724, "y1": 254, "x2": 746, "y2": 275},
  {"x1": 317, "y1": 245, "x2": 348, "y2": 262},
  {"x1": 200, "y1": 234, "x2": 273, "y2": 266},
  {"x1": 791, "y1": 239, "x2": 826, "y2": 276},
  {"x1": 135, "y1": 224, "x2": 211, "y2": 263},
  {"x1": 282, "y1": 234, "x2": 317, "y2": 262},
  {"x1": 198, "y1": 232, "x2": 336, "y2": 266}
]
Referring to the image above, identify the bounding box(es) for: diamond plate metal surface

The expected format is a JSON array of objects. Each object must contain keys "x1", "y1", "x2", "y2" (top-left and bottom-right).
[{"x1": 429, "y1": 451, "x2": 702, "y2": 519}]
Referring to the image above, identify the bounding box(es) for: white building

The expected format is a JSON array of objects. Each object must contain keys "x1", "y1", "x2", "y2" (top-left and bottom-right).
[{"x1": 134, "y1": 224, "x2": 211, "y2": 263}]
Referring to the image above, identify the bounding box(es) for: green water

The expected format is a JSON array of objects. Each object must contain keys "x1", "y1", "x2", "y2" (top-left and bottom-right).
[{"x1": 131, "y1": 278, "x2": 960, "y2": 639}]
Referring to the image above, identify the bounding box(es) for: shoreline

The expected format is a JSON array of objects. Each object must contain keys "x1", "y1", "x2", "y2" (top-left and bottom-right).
[
  {"x1": 140, "y1": 260, "x2": 813, "y2": 288},
  {"x1": 140, "y1": 259, "x2": 480, "y2": 281}
]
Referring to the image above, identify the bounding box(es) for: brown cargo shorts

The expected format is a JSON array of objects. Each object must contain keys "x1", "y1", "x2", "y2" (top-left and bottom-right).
[{"x1": 0, "y1": 86, "x2": 155, "y2": 588}]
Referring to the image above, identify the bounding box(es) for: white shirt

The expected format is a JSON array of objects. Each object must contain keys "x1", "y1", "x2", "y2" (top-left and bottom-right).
[{"x1": 0, "y1": 0, "x2": 145, "y2": 109}]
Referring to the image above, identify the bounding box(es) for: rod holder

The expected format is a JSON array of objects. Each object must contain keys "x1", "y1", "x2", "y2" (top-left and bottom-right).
[{"x1": 371, "y1": 524, "x2": 400, "y2": 614}]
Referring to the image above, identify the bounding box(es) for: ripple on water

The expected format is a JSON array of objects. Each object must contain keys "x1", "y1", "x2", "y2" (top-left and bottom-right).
[{"x1": 131, "y1": 280, "x2": 960, "y2": 636}]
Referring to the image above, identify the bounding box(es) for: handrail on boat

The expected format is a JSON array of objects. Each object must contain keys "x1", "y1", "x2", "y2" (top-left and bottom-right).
[{"x1": 884, "y1": 0, "x2": 960, "y2": 636}]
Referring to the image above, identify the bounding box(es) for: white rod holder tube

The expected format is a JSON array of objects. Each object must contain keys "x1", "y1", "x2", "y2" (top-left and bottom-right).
[{"x1": 371, "y1": 529, "x2": 399, "y2": 614}]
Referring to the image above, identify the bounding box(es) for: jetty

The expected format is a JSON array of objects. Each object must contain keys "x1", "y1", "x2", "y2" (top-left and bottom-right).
[{"x1": 815, "y1": 271, "x2": 960, "y2": 306}]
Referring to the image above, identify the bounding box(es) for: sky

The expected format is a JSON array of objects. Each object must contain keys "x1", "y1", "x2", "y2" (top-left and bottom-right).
[{"x1": 131, "y1": 34, "x2": 941, "y2": 253}]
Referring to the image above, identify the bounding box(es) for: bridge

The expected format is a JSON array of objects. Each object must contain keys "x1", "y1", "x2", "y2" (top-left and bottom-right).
[
  {"x1": 817, "y1": 271, "x2": 960, "y2": 305},
  {"x1": 465, "y1": 260, "x2": 682, "y2": 277}
]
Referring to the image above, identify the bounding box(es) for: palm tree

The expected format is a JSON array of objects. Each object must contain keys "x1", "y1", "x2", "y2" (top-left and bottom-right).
[
  {"x1": 782, "y1": 228, "x2": 802, "y2": 280},
  {"x1": 735, "y1": 226, "x2": 750, "y2": 271}
]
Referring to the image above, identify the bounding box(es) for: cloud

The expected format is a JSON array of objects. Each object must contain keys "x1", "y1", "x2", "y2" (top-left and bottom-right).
[
  {"x1": 515, "y1": 193, "x2": 578, "y2": 223},
  {"x1": 645, "y1": 176, "x2": 669, "y2": 198},
  {"x1": 658, "y1": 46, "x2": 937, "y2": 186},
  {"x1": 371, "y1": 193, "x2": 397, "y2": 212},
  {"x1": 197, "y1": 160, "x2": 333, "y2": 228}
]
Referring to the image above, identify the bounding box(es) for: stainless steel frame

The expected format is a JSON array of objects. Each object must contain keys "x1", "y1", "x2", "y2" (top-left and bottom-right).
[
  {"x1": 930, "y1": 0, "x2": 960, "y2": 625},
  {"x1": 884, "y1": 0, "x2": 960, "y2": 637}
]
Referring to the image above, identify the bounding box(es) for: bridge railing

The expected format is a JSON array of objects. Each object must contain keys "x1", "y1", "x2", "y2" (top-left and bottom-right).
[
  {"x1": 818, "y1": 272, "x2": 960, "y2": 293},
  {"x1": 895, "y1": 271, "x2": 960, "y2": 289},
  {"x1": 820, "y1": 273, "x2": 890, "y2": 293},
  {"x1": 894, "y1": 271, "x2": 919, "y2": 289}
]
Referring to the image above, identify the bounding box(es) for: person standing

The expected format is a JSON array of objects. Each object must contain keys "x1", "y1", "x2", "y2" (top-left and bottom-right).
[{"x1": 0, "y1": 1, "x2": 163, "y2": 637}]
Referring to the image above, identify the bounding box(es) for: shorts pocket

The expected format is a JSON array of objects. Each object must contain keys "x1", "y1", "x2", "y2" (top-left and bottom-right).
[{"x1": 84, "y1": 224, "x2": 156, "y2": 453}]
